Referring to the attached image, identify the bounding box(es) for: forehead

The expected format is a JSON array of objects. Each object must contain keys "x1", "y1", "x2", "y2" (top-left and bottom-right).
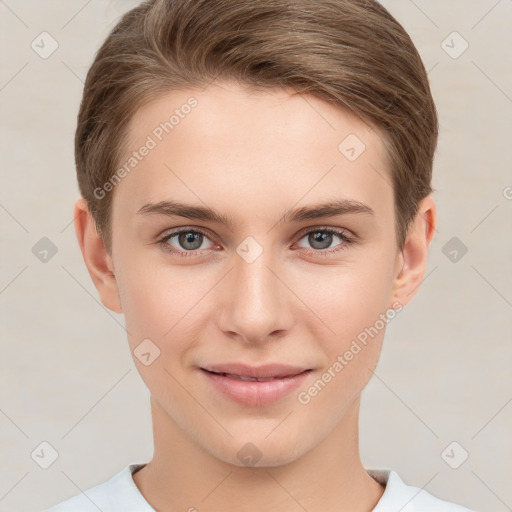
[
  {"x1": 115, "y1": 81, "x2": 392, "y2": 222},
  {"x1": 127, "y1": 81, "x2": 382, "y2": 148}
]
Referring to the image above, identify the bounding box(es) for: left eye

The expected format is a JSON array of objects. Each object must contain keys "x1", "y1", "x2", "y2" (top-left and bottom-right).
[{"x1": 295, "y1": 228, "x2": 351, "y2": 252}]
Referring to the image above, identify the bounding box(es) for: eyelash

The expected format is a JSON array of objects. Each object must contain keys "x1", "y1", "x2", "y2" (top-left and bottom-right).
[{"x1": 157, "y1": 226, "x2": 355, "y2": 259}]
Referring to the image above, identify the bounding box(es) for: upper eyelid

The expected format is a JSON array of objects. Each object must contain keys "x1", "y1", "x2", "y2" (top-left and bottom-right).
[
  {"x1": 160, "y1": 226, "x2": 215, "y2": 242},
  {"x1": 296, "y1": 225, "x2": 351, "y2": 237}
]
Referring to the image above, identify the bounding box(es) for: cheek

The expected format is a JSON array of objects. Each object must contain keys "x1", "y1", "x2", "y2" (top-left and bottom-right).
[
  {"x1": 114, "y1": 262, "x2": 198, "y2": 399},
  {"x1": 299, "y1": 330, "x2": 385, "y2": 418},
  {"x1": 114, "y1": 254, "x2": 197, "y2": 350},
  {"x1": 296, "y1": 271, "x2": 393, "y2": 410},
  {"x1": 295, "y1": 256, "x2": 395, "y2": 341},
  {"x1": 291, "y1": 253, "x2": 396, "y2": 402}
]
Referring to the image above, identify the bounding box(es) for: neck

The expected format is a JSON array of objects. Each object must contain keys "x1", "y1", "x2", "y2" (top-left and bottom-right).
[{"x1": 133, "y1": 396, "x2": 385, "y2": 512}]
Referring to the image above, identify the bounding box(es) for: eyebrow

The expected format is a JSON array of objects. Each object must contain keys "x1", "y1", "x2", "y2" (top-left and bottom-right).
[{"x1": 137, "y1": 198, "x2": 374, "y2": 229}]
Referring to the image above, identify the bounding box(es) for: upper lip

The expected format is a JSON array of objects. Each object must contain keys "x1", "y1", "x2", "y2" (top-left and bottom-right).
[{"x1": 201, "y1": 363, "x2": 310, "y2": 379}]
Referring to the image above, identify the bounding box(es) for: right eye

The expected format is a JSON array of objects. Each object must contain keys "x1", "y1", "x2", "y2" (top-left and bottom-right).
[{"x1": 158, "y1": 228, "x2": 217, "y2": 257}]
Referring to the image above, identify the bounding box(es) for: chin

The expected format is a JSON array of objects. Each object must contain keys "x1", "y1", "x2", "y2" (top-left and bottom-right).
[{"x1": 212, "y1": 435, "x2": 306, "y2": 470}]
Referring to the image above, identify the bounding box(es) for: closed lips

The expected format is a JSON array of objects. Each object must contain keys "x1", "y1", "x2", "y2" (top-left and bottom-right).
[
  {"x1": 200, "y1": 365, "x2": 313, "y2": 407},
  {"x1": 203, "y1": 370, "x2": 303, "y2": 382},
  {"x1": 201, "y1": 368, "x2": 311, "y2": 382}
]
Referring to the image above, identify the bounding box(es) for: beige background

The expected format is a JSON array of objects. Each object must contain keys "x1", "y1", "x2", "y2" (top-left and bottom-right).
[{"x1": 1, "y1": 1, "x2": 511, "y2": 511}]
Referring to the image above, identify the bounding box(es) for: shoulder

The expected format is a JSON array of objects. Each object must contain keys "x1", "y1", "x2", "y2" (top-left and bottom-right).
[
  {"x1": 368, "y1": 468, "x2": 478, "y2": 512},
  {"x1": 43, "y1": 464, "x2": 152, "y2": 512},
  {"x1": 43, "y1": 479, "x2": 113, "y2": 512}
]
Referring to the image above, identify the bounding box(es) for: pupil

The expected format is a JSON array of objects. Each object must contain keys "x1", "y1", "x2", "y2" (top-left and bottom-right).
[
  {"x1": 179, "y1": 232, "x2": 202, "y2": 250},
  {"x1": 310, "y1": 231, "x2": 332, "y2": 249}
]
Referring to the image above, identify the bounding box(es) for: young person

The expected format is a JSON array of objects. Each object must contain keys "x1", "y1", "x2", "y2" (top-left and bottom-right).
[{"x1": 45, "y1": 0, "x2": 476, "y2": 510}]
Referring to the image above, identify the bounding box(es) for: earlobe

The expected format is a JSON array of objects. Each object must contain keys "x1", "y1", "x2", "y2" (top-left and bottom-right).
[
  {"x1": 391, "y1": 196, "x2": 437, "y2": 308},
  {"x1": 73, "y1": 198, "x2": 122, "y2": 314}
]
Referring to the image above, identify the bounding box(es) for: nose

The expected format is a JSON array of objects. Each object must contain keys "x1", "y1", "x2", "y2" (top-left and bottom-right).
[{"x1": 216, "y1": 244, "x2": 294, "y2": 346}]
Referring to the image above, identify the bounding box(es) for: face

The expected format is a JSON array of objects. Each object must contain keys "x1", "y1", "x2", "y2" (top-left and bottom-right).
[{"x1": 103, "y1": 81, "x2": 408, "y2": 467}]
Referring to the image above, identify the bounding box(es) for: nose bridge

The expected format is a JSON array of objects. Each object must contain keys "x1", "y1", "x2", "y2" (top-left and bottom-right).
[
  {"x1": 239, "y1": 250, "x2": 276, "y2": 307},
  {"x1": 218, "y1": 237, "x2": 290, "y2": 342}
]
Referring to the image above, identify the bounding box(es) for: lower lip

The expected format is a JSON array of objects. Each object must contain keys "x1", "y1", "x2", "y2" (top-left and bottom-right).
[{"x1": 200, "y1": 369, "x2": 312, "y2": 407}]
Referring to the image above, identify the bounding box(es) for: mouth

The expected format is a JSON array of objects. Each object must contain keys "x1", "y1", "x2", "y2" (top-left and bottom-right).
[
  {"x1": 200, "y1": 362, "x2": 310, "y2": 379},
  {"x1": 201, "y1": 369, "x2": 308, "y2": 382},
  {"x1": 199, "y1": 364, "x2": 312, "y2": 407}
]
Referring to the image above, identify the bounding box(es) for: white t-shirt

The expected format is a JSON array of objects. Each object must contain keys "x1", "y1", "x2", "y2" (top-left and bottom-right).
[{"x1": 44, "y1": 463, "x2": 476, "y2": 511}]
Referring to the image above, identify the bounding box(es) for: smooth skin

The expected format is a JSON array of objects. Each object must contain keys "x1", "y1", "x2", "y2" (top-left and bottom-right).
[{"x1": 74, "y1": 81, "x2": 436, "y2": 512}]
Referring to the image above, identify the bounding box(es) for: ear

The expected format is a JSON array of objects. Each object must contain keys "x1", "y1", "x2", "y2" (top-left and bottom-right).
[
  {"x1": 391, "y1": 195, "x2": 437, "y2": 308},
  {"x1": 73, "y1": 198, "x2": 122, "y2": 313}
]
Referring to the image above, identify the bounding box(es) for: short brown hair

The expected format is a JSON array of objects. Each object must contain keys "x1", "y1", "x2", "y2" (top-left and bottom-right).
[{"x1": 76, "y1": 0, "x2": 438, "y2": 254}]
